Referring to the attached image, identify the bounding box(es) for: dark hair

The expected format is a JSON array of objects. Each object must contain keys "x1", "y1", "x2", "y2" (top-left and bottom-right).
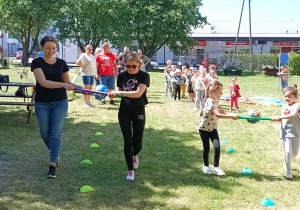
[
  {"x1": 40, "y1": 35, "x2": 57, "y2": 47},
  {"x1": 284, "y1": 84, "x2": 298, "y2": 99}
]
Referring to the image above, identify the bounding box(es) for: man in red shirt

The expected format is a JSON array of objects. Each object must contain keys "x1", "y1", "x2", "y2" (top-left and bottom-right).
[{"x1": 96, "y1": 42, "x2": 118, "y2": 104}]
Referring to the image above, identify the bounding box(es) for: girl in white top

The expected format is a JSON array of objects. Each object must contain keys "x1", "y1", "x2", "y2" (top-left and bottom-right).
[
  {"x1": 76, "y1": 45, "x2": 97, "y2": 107},
  {"x1": 272, "y1": 84, "x2": 300, "y2": 179},
  {"x1": 193, "y1": 68, "x2": 207, "y2": 110},
  {"x1": 199, "y1": 79, "x2": 238, "y2": 176}
]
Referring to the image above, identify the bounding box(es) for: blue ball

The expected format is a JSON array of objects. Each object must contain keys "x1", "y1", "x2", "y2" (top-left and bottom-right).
[
  {"x1": 96, "y1": 85, "x2": 108, "y2": 93},
  {"x1": 95, "y1": 85, "x2": 108, "y2": 99}
]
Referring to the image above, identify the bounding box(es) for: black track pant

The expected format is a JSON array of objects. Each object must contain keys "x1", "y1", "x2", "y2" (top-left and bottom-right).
[
  {"x1": 118, "y1": 103, "x2": 145, "y2": 171},
  {"x1": 199, "y1": 129, "x2": 220, "y2": 167},
  {"x1": 174, "y1": 84, "x2": 181, "y2": 100}
]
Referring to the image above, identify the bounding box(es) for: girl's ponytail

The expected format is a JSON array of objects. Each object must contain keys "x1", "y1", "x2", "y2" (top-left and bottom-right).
[{"x1": 205, "y1": 79, "x2": 223, "y2": 102}]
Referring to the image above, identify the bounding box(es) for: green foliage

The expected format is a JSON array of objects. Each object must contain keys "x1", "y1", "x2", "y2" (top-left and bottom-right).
[
  {"x1": 235, "y1": 53, "x2": 277, "y2": 73},
  {"x1": 0, "y1": 0, "x2": 63, "y2": 65},
  {"x1": 54, "y1": 0, "x2": 116, "y2": 52},
  {"x1": 288, "y1": 53, "x2": 300, "y2": 75},
  {"x1": 113, "y1": 0, "x2": 207, "y2": 57}
]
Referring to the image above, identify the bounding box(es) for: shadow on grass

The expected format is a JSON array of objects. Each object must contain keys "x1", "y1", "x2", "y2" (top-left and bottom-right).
[{"x1": 0, "y1": 107, "x2": 279, "y2": 209}]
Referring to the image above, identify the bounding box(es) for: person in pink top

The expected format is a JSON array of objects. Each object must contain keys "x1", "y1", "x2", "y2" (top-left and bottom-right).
[
  {"x1": 230, "y1": 76, "x2": 241, "y2": 111},
  {"x1": 96, "y1": 42, "x2": 118, "y2": 104},
  {"x1": 277, "y1": 66, "x2": 288, "y2": 91}
]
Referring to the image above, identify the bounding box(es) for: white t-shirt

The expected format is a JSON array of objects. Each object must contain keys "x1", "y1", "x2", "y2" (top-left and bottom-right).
[
  {"x1": 192, "y1": 75, "x2": 205, "y2": 91},
  {"x1": 199, "y1": 98, "x2": 218, "y2": 131},
  {"x1": 77, "y1": 53, "x2": 97, "y2": 76},
  {"x1": 281, "y1": 103, "x2": 300, "y2": 138}
]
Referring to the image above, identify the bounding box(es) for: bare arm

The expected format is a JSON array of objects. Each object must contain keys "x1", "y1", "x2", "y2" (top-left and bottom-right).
[
  {"x1": 33, "y1": 68, "x2": 73, "y2": 90},
  {"x1": 144, "y1": 56, "x2": 150, "y2": 66},
  {"x1": 76, "y1": 60, "x2": 84, "y2": 69},
  {"x1": 113, "y1": 60, "x2": 118, "y2": 78},
  {"x1": 109, "y1": 84, "x2": 147, "y2": 98},
  {"x1": 213, "y1": 109, "x2": 238, "y2": 120},
  {"x1": 273, "y1": 108, "x2": 299, "y2": 121}
]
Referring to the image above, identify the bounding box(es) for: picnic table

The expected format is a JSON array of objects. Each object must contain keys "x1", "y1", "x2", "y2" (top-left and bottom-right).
[{"x1": 0, "y1": 82, "x2": 36, "y2": 123}]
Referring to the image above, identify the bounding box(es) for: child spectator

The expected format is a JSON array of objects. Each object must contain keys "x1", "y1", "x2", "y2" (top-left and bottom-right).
[
  {"x1": 277, "y1": 66, "x2": 288, "y2": 91},
  {"x1": 187, "y1": 67, "x2": 195, "y2": 103},
  {"x1": 181, "y1": 65, "x2": 187, "y2": 97},
  {"x1": 230, "y1": 76, "x2": 241, "y2": 111},
  {"x1": 173, "y1": 69, "x2": 182, "y2": 100},
  {"x1": 199, "y1": 79, "x2": 238, "y2": 176},
  {"x1": 206, "y1": 69, "x2": 218, "y2": 85},
  {"x1": 272, "y1": 84, "x2": 300, "y2": 179},
  {"x1": 193, "y1": 69, "x2": 205, "y2": 110},
  {"x1": 164, "y1": 69, "x2": 172, "y2": 96},
  {"x1": 170, "y1": 65, "x2": 177, "y2": 97}
]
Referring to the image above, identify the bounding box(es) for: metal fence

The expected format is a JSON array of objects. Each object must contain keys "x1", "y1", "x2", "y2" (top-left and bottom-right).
[{"x1": 180, "y1": 49, "x2": 278, "y2": 73}]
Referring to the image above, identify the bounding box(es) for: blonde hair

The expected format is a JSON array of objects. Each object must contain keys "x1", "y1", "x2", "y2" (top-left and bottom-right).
[
  {"x1": 284, "y1": 84, "x2": 298, "y2": 99},
  {"x1": 125, "y1": 52, "x2": 143, "y2": 70},
  {"x1": 232, "y1": 76, "x2": 237, "y2": 81},
  {"x1": 205, "y1": 79, "x2": 223, "y2": 100}
]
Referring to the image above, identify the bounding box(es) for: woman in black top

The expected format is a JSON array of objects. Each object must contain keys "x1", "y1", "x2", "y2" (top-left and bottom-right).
[
  {"x1": 109, "y1": 52, "x2": 150, "y2": 181},
  {"x1": 31, "y1": 36, "x2": 74, "y2": 178}
]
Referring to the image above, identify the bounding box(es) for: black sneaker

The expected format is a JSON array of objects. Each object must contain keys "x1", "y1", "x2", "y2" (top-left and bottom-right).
[
  {"x1": 101, "y1": 99, "x2": 106, "y2": 105},
  {"x1": 46, "y1": 165, "x2": 56, "y2": 178},
  {"x1": 110, "y1": 100, "x2": 115, "y2": 105}
]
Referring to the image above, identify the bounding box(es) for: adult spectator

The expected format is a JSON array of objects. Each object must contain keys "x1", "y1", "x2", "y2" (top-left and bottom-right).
[
  {"x1": 76, "y1": 45, "x2": 97, "y2": 107},
  {"x1": 96, "y1": 42, "x2": 118, "y2": 104},
  {"x1": 118, "y1": 46, "x2": 130, "y2": 72},
  {"x1": 138, "y1": 49, "x2": 150, "y2": 72},
  {"x1": 108, "y1": 52, "x2": 150, "y2": 181},
  {"x1": 165, "y1": 59, "x2": 172, "y2": 72},
  {"x1": 94, "y1": 48, "x2": 101, "y2": 57},
  {"x1": 31, "y1": 35, "x2": 74, "y2": 178}
]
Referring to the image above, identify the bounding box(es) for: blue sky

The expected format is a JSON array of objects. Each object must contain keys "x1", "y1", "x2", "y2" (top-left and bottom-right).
[{"x1": 194, "y1": 0, "x2": 300, "y2": 34}]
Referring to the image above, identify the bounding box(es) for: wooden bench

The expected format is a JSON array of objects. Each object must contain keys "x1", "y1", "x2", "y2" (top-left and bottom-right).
[{"x1": 0, "y1": 82, "x2": 36, "y2": 123}]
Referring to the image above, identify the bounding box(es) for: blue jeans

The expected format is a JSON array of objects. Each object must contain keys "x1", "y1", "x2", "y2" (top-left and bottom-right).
[
  {"x1": 100, "y1": 75, "x2": 115, "y2": 90},
  {"x1": 35, "y1": 99, "x2": 68, "y2": 162},
  {"x1": 281, "y1": 80, "x2": 288, "y2": 89},
  {"x1": 82, "y1": 76, "x2": 95, "y2": 85}
]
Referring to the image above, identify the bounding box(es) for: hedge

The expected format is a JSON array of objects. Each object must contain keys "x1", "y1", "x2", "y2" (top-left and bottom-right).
[{"x1": 288, "y1": 53, "x2": 300, "y2": 75}]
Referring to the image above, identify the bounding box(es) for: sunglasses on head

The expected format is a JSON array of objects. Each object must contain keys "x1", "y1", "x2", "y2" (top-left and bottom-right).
[{"x1": 125, "y1": 65, "x2": 138, "y2": 69}]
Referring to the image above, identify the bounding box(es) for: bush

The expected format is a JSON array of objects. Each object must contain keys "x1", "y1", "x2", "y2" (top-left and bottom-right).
[
  {"x1": 223, "y1": 66, "x2": 243, "y2": 76},
  {"x1": 288, "y1": 53, "x2": 300, "y2": 75}
]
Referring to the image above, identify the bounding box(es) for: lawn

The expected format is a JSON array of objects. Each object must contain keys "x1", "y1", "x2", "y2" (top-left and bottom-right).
[{"x1": 1, "y1": 65, "x2": 300, "y2": 209}]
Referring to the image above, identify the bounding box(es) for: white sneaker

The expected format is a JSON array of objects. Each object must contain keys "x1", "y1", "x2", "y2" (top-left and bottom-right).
[
  {"x1": 126, "y1": 170, "x2": 134, "y2": 181},
  {"x1": 286, "y1": 171, "x2": 293, "y2": 179},
  {"x1": 203, "y1": 166, "x2": 213, "y2": 174},
  {"x1": 133, "y1": 155, "x2": 139, "y2": 169},
  {"x1": 83, "y1": 103, "x2": 91, "y2": 108},
  {"x1": 213, "y1": 167, "x2": 225, "y2": 176},
  {"x1": 88, "y1": 103, "x2": 95, "y2": 107}
]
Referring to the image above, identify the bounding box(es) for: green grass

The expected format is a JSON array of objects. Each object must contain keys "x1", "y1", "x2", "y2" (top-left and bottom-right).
[{"x1": 1, "y1": 65, "x2": 300, "y2": 209}]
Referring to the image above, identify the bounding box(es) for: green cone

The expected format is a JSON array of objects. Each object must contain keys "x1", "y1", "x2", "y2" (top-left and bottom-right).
[
  {"x1": 90, "y1": 143, "x2": 100, "y2": 148},
  {"x1": 80, "y1": 185, "x2": 95, "y2": 192},
  {"x1": 80, "y1": 159, "x2": 93, "y2": 165},
  {"x1": 95, "y1": 132, "x2": 103, "y2": 136}
]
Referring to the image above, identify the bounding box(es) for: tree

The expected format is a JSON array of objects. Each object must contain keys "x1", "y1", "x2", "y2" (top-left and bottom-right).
[
  {"x1": 112, "y1": 0, "x2": 207, "y2": 58},
  {"x1": 0, "y1": 0, "x2": 64, "y2": 66},
  {"x1": 54, "y1": 0, "x2": 116, "y2": 53}
]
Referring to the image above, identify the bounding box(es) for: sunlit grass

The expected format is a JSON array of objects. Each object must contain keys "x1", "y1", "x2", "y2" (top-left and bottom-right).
[{"x1": 1, "y1": 65, "x2": 300, "y2": 209}]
